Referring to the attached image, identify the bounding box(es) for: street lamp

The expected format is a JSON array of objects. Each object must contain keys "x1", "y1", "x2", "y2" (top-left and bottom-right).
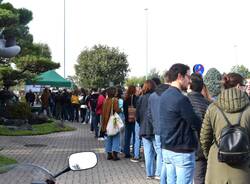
[
  {"x1": 234, "y1": 44, "x2": 238, "y2": 65},
  {"x1": 63, "y1": 0, "x2": 66, "y2": 78},
  {"x1": 145, "y1": 8, "x2": 148, "y2": 80}
]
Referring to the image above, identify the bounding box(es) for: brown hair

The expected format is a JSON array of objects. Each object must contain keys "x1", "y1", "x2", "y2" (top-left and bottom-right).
[
  {"x1": 142, "y1": 80, "x2": 156, "y2": 94},
  {"x1": 107, "y1": 87, "x2": 116, "y2": 98},
  {"x1": 222, "y1": 73, "x2": 244, "y2": 89},
  {"x1": 201, "y1": 84, "x2": 212, "y2": 101},
  {"x1": 125, "y1": 85, "x2": 136, "y2": 100}
]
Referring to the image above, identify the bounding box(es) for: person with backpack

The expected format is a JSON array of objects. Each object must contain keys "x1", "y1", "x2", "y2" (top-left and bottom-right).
[{"x1": 200, "y1": 73, "x2": 250, "y2": 184}]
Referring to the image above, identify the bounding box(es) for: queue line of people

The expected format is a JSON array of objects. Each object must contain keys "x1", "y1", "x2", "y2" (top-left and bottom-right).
[
  {"x1": 23, "y1": 63, "x2": 250, "y2": 184},
  {"x1": 99, "y1": 63, "x2": 250, "y2": 184}
]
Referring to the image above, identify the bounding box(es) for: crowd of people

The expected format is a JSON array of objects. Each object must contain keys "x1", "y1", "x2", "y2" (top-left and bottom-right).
[{"x1": 22, "y1": 63, "x2": 250, "y2": 184}]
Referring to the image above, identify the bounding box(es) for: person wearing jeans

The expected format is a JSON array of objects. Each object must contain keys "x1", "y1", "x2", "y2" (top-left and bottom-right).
[
  {"x1": 123, "y1": 86, "x2": 137, "y2": 158},
  {"x1": 159, "y1": 64, "x2": 200, "y2": 184},
  {"x1": 148, "y1": 78, "x2": 170, "y2": 182},
  {"x1": 136, "y1": 80, "x2": 157, "y2": 178},
  {"x1": 101, "y1": 87, "x2": 121, "y2": 161}
]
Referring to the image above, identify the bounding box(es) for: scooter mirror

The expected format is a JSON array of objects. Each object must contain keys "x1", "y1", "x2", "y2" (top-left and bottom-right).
[{"x1": 69, "y1": 152, "x2": 97, "y2": 171}]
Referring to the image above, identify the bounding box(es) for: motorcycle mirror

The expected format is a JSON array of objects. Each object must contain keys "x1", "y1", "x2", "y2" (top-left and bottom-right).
[{"x1": 69, "y1": 152, "x2": 97, "y2": 171}]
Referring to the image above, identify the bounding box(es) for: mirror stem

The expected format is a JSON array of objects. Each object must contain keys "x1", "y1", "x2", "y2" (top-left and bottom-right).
[{"x1": 53, "y1": 166, "x2": 71, "y2": 178}]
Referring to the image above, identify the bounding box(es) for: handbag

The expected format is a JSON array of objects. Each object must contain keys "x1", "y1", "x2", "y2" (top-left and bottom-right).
[
  {"x1": 128, "y1": 95, "x2": 136, "y2": 123},
  {"x1": 106, "y1": 98, "x2": 124, "y2": 136}
]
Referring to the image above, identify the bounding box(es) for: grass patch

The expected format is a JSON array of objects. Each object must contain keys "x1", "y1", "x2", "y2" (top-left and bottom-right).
[
  {"x1": 0, "y1": 155, "x2": 17, "y2": 173},
  {"x1": 0, "y1": 121, "x2": 75, "y2": 136}
]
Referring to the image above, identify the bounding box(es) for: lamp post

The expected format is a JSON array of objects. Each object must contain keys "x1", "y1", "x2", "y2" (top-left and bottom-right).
[
  {"x1": 145, "y1": 8, "x2": 148, "y2": 80},
  {"x1": 63, "y1": 0, "x2": 66, "y2": 78}
]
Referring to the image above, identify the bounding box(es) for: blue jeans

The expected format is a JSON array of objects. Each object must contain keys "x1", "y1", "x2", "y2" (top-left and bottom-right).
[
  {"x1": 85, "y1": 108, "x2": 90, "y2": 124},
  {"x1": 160, "y1": 162, "x2": 167, "y2": 184},
  {"x1": 142, "y1": 137, "x2": 155, "y2": 177},
  {"x1": 162, "y1": 149, "x2": 195, "y2": 184},
  {"x1": 134, "y1": 122, "x2": 141, "y2": 159},
  {"x1": 105, "y1": 133, "x2": 120, "y2": 153},
  {"x1": 119, "y1": 113, "x2": 125, "y2": 151},
  {"x1": 153, "y1": 135, "x2": 163, "y2": 177}
]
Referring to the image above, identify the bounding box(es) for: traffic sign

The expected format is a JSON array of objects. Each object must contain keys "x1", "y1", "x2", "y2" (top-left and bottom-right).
[{"x1": 193, "y1": 64, "x2": 205, "y2": 75}]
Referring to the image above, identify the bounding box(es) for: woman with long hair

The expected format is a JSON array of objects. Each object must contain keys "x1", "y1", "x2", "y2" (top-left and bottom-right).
[
  {"x1": 123, "y1": 85, "x2": 137, "y2": 158},
  {"x1": 101, "y1": 87, "x2": 121, "y2": 161},
  {"x1": 136, "y1": 80, "x2": 157, "y2": 179}
]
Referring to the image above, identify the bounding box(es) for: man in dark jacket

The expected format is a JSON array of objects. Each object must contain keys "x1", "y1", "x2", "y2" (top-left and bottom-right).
[
  {"x1": 187, "y1": 73, "x2": 210, "y2": 184},
  {"x1": 148, "y1": 71, "x2": 170, "y2": 183},
  {"x1": 89, "y1": 88, "x2": 99, "y2": 137},
  {"x1": 159, "y1": 63, "x2": 200, "y2": 184},
  {"x1": 25, "y1": 90, "x2": 35, "y2": 106}
]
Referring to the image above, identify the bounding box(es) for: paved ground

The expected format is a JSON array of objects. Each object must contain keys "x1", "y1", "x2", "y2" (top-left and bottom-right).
[{"x1": 0, "y1": 122, "x2": 159, "y2": 184}]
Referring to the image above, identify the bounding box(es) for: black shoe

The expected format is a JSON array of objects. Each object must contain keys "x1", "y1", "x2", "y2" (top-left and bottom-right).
[
  {"x1": 124, "y1": 154, "x2": 131, "y2": 158},
  {"x1": 107, "y1": 152, "x2": 113, "y2": 160},
  {"x1": 112, "y1": 151, "x2": 120, "y2": 161}
]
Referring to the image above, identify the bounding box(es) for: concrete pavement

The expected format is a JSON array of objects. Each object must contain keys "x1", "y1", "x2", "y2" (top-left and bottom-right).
[{"x1": 0, "y1": 122, "x2": 159, "y2": 184}]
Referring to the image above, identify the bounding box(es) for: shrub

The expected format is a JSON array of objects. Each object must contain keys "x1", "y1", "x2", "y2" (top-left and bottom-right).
[{"x1": 5, "y1": 102, "x2": 32, "y2": 119}]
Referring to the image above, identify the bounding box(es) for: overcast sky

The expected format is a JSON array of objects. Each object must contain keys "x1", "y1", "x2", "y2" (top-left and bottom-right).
[{"x1": 4, "y1": 0, "x2": 250, "y2": 77}]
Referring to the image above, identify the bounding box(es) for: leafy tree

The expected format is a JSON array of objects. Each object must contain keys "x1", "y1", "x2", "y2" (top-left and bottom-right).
[
  {"x1": 203, "y1": 68, "x2": 222, "y2": 98},
  {"x1": 75, "y1": 45, "x2": 129, "y2": 88},
  {"x1": 0, "y1": 2, "x2": 59, "y2": 90},
  {"x1": 148, "y1": 68, "x2": 161, "y2": 79},
  {"x1": 125, "y1": 76, "x2": 146, "y2": 87},
  {"x1": 230, "y1": 64, "x2": 250, "y2": 78}
]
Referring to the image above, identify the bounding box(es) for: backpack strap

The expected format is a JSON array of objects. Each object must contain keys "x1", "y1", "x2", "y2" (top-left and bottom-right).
[
  {"x1": 214, "y1": 104, "x2": 232, "y2": 126},
  {"x1": 213, "y1": 103, "x2": 245, "y2": 147}
]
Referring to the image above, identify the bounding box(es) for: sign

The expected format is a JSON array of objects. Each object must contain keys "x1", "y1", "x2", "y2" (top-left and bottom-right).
[{"x1": 193, "y1": 64, "x2": 205, "y2": 75}]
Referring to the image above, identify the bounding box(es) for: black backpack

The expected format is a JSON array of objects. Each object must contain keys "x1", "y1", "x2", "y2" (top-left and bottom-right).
[{"x1": 214, "y1": 105, "x2": 250, "y2": 165}]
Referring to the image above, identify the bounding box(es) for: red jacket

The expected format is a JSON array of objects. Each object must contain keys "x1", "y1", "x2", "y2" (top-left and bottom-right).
[{"x1": 96, "y1": 95, "x2": 105, "y2": 115}]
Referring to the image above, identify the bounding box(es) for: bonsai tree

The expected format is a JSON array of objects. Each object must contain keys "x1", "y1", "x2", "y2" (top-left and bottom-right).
[{"x1": 0, "y1": 1, "x2": 60, "y2": 120}]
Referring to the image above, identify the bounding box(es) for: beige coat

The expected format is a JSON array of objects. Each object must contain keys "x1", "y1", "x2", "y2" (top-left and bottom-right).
[{"x1": 200, "y1": 87, "x2": 250, "y2": 184}]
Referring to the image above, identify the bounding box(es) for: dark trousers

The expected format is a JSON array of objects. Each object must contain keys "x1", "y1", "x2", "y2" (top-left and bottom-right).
[
  {"x1": 62, "y1": 104, "x2": 68, "y2": 120},
  {"x1": 80, "y1": 108, "x2": 87, "y2": 122},
  {"x1": 124, "y1": 123, "x2": 135, "y2": 157},
  {"x1": 91, "y1": 112, "x2": 99, "y2": 137},
  {"x1": 72, "y1": 104, "x2": 80, "y2": 122},
  {"x1": 194, "y1": 159, "x2": 207, "y2": 184}
]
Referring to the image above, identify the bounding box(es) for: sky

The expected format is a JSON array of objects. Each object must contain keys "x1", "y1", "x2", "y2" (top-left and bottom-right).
[{"x1": 3, "y1": 0, "x2": 250, "y2": 78}]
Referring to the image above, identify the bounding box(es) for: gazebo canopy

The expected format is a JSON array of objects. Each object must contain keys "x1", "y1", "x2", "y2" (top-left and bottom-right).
[{"x1": 26, "y1": 70, "x2": 72, "y2": 88}]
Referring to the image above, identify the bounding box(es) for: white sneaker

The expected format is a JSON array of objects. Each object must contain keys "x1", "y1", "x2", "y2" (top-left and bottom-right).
[
  {"x1": 154, "y1": 176, "x2": 160, "y2": 180},
  {"x1": 98, "y1": 137, "x2": 105, "y2": 141}
]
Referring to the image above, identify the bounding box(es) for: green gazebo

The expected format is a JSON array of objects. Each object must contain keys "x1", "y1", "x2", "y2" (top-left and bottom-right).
[{"x1": 26, "y1": 70, "x2": 72, "y2": 88}]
